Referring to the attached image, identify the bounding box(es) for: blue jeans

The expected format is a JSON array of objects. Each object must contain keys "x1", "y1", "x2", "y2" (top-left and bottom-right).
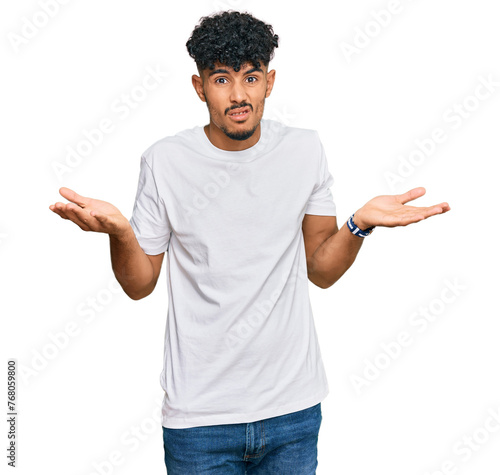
[{"x1": 162, "y1": 403, "x2": 322, "y2": 474}]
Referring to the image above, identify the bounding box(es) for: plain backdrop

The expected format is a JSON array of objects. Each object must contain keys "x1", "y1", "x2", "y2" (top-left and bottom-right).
[{"x1": 1, "y1": 0, "x2": 499, "y2": 474}]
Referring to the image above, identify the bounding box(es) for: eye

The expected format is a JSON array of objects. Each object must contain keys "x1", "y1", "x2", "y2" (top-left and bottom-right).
[
  {"x1": 246, "y1": 76, "x2": 258, "y2": 83},
  {"x1": 215, "y1": 77, "x2": 228, "y2": 84}
]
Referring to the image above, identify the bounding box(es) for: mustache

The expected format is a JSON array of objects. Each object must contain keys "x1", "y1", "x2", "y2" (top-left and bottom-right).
[{"x1": 225, "y1": 103, "x2": 253, "y2": 115}]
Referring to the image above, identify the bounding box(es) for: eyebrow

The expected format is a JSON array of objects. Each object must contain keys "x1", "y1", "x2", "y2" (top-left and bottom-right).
[
  {"x1": 208, "y1": 66, "x2": 264, "y2": 77},
  {"x1": 244, "y1": 67, "x2": 264, "y2": 75}
]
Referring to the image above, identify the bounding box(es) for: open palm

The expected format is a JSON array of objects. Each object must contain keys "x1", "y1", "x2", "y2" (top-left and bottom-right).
[
  {"x1": 355, "y1": 187, "x2": 451, "y2": 229},
  {"x1": 49, "y1": 187, "x2": 129, "y2": 236}
]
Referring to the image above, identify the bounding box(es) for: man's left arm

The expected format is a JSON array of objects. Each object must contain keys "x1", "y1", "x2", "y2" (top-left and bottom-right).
[{"x1": 302, "y1": 187, "x2": 450, "y2": 289}]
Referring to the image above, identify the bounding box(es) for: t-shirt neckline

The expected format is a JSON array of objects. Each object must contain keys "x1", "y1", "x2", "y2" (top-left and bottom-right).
[{"x1": 195, "y1": 119, "x2": 270, "y2": 162}]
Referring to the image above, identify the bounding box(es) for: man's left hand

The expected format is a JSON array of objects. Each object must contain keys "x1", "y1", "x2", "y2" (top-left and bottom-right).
[{"x1": 353, "y1": 187, "x2": 451, "y2": 230}]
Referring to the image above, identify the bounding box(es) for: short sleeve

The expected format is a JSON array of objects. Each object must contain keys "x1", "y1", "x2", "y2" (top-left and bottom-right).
[
  {"x1": 304, "y1": 137, "x2": 337, "y2": 216},
  {"x1": 129, "y1": 156, "x2": 172, "y2": 255}
]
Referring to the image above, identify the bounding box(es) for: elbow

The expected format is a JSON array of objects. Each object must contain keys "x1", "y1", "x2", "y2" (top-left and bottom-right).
[
  {"x1": 116, "y1": 275, "x2": 157, "y2": 301},
  {"x1": 315, "y1": 279, "x2": 335, "y2": 290},
  {"x1": 308, "y1": 271, "x2": 335, "y2": 289},
  {"x1": 127, "y1": 289, "x2": 153, "y2": 301},
  {"x1": 307, "y1": 258, "x2": 334, "y2": 289},
  {"x1": 307, "y1": 260, "x2": 346, "y2": 289},
  {"x1": 127, "y1": 292, "x2": 146, "y2": 301},
  {"x1": 317, "y1": 281, "x2": 332, "y2": 290},
  {"x1": 124, "y1": 285, "x2": 154, "y2": 301}
]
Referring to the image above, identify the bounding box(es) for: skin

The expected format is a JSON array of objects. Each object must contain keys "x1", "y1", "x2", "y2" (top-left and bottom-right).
[
  {"x1": 191, "y1": 61, "x2": 276, "y2": 151},
  {"x1": 49, "y1": 58, "x2": 451, "y2": 295},
  {"x1": 303, "y1": 188, "x2": 450, "y2": 288}
]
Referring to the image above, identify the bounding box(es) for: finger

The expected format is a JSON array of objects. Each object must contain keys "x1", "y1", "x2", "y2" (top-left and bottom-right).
[
  {"x1": 396, "y1": 187, "x2": 426, "y2": 205},
  {"x1": 402, "y1": 203, "x2": 450, "y2": 223},
  {"x1": 439, "y1": 202, "x2": 451, "y2": 212},
  {"x1": 423, "y1": 203, "x2": 451, "y2": 217},
  {"x1": 49, "y1": 203, "x2": 70, "y2": 220},
  {"x1": 65, "y1": 214, "x2": 92, "y2": 231},
  {"x1": 64, "y1": 204, "x2": 93, "y2": 231},
  {"x1": 385, "y1": 211, "x2": 425, "y2": 227},
  {"x1": 54, "y1": 202, "x2": 76, "y2": 220},
  {"x1": 59, "y1": 187, "x2": 88, "y2": 208},
  {"x1": 55, "y1": 205, "x2": 91, "y2": 230}
]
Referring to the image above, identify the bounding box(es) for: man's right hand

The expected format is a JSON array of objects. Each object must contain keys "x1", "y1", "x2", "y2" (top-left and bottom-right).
[{"x1": 49, "y1": 187, "x2": 130, "y2": 237}]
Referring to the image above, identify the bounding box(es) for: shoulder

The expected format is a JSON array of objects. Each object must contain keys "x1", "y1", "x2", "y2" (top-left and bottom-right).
[
  {"x1": 140, "y1": 125, "x2": 201, "y2": 166},
  {"x1": 264, "y1": 119, "x2": 320, "y2": 142},
  {"x1": 263, "y1": 119, "x2": 322, "y2": 154}
]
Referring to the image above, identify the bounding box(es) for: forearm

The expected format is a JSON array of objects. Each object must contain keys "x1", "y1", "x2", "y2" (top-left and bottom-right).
[
  {"x1": 307, "y1": 221, "x2": 364, "y2": 289},
  {"x1": 109, "y1": 225, "x2": 155, "y2": 300}
]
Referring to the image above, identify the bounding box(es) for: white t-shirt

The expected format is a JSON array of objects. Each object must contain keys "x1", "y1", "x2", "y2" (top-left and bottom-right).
[{"x1": 129, "y1": 119, "x2": 336, "y2": 429}]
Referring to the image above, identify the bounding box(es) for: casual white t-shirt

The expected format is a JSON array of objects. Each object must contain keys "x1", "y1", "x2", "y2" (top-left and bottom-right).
[{"x1": 129, "y1": 119, "x2": 336, "y2": 429}]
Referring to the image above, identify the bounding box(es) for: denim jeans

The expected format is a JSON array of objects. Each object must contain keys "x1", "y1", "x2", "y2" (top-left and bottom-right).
[{"x1": 162, "y1": 403, "x2": 322, "y2": 474}]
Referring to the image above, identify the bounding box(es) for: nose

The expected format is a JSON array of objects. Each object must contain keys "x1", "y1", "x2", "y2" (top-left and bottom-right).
[{"x1": 229, "y1": 81, "x2": 247, "y2": 103}]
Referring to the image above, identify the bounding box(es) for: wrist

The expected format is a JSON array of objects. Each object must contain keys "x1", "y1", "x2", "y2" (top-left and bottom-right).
[
  {"x1": 347, "y1": 211, "x2": 375, "y2": 238},
  {"x1": 351, "y1": 210, "x2": 371, "y2": 232},
  {"x1": 109, "y1": 222, "x2": 134, "y2": 242}
]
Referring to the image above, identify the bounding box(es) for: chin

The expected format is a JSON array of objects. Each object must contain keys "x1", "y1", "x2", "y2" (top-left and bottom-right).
[{"x1": 223, "y1": 122, "x2": 260, "y2": 141}]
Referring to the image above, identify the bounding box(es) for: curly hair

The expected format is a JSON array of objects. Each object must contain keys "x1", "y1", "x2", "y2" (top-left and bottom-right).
[{"x1": 186, "y1": 11, "x2": 279, "y2": 72}]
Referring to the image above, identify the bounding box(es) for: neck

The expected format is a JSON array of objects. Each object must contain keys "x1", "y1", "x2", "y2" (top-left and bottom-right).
[{"x1": 204, "y1": 120, "x2": 261, "y2": 151}]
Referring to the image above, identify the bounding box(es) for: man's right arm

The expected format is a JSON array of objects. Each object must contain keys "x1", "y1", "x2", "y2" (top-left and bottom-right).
[
  {"x1": 49, "y1": 187, "x2": 163, "y2": 300},
  {"x1": 109, "y1": 228, "x2": 164, "y2": 300}
]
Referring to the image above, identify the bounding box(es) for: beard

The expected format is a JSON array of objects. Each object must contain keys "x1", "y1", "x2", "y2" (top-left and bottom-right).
[
  {"x1": 219, "y1": 121, "x2": 260, "y2": 141},
  {"x1": 205, "y1": 96, "x2": 263, "y2": 141}
]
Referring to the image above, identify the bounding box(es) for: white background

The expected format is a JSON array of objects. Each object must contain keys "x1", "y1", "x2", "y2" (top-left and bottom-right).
[{"x1": 1, "y1": 0, "x2": 499, "y2": 474}]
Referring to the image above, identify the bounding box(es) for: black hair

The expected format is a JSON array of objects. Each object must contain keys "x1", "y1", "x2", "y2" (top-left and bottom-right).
[{"x1": 186, "y1": 11, "x2": 279, "y2": 73}]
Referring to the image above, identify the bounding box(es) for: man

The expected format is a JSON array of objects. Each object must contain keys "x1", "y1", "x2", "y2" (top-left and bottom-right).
[{"x1": 49, "y1": 10, "x2": 450, "y2": 474}]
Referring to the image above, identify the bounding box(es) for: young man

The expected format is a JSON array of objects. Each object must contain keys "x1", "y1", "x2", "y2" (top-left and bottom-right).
[{"x1": 49, "y1": 11, "x2": 450, "y2": 474}]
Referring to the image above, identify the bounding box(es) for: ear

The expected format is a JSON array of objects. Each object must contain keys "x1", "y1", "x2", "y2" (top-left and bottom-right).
[
  {"x1": 265, "y1": 69, "x2": 276, "y2": 98},
  {"x1": 192, "y1": 74, "x2": 206, "y2": 102}
]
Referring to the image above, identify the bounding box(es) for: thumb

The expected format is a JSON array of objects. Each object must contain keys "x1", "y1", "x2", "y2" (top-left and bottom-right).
[
  {"x1": 396, "y1": 187, "x2": 426, "y2": 205},
  {"x1": 59, "y1": 187, "x2": 88, "y2": 207}
]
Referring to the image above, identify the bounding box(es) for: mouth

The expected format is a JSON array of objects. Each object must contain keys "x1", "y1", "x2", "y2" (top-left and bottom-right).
[{"x1": 227, "y1": 106, "x2": 251, "y2": 122}]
